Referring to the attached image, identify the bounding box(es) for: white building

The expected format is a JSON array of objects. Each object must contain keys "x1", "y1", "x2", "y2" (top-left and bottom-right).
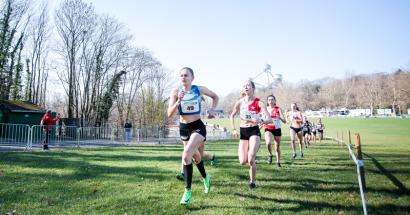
[
  {"x1": 349, "y1": 109, "x2": 371, "y2": 117},
  {"x1": 376, "y1": 109, "x2": 392, "y2": 115}
]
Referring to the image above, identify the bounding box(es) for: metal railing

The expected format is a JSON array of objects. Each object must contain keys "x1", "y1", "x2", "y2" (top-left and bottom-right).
[
  {"x1": 0, "y1": 123, "x2": 31, "y2": 150},
  {"x1": 30, "y1": 125, "x2": 79, "y2": 149},
  {"x1": 0, "y1": 123, "x2": 229, "y2": 150},
  {"x1": 77, "y1": 126, "x2": 122, "y2": 145}
]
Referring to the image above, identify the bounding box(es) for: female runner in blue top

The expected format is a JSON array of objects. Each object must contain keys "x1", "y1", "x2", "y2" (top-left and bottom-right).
[{"x1": 167, "y1": 67, "x2": 219, "y2": 205}]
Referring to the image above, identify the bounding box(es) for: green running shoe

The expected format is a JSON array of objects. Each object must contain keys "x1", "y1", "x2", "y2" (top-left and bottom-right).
[
  {"x1": 176, "y1": 172, "x2": 185, "y2": 181},
  {"x1": 203, "y1": 174, "x2": 211, "y2": 193},
  {"x1": 210, "y1": 154, "x2": 216, "y2": 166},
  {"x1": 180, "y1": 188, "x2": 191, "y2": 205}
]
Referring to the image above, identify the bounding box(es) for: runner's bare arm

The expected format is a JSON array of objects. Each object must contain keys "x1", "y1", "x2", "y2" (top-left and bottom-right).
[
  {"x1": 230, "y1": 100, "x2": 241, "y2": 131},
  {"x1": 167, "y1": 88, "x2": 183, "y2": 118},
  {"x1": 259, "y1": 101, "x2": 272, "y2": 124},
  {"x1": 297, "y1": 112, "x2": 303, "y2": 123},
  {"x1": 199, "y1": 86, "x2": 219, "y2": 110},
  {"x1": 279, "y1": 108, "x2": 287, "y2": 123}
]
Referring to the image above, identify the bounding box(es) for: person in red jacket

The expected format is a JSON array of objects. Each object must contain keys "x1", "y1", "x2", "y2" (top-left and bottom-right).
[{"x1": 40, "y1": 110, "x2": 60, "y2": 150}]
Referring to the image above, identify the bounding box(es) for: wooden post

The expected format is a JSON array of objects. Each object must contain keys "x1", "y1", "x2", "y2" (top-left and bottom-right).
[
  {"x1": 341, "y1": 130, "x2": 344, "y2": 145},
  {"x1": 355, "y1": 133, "x2": 367, "y2": 191},
  {"x1": 336, "y1": 130, "x2": 339, "y2": 144},
  {"x1": 348, "y1": 130, "x2": 352, "y2": 145}
]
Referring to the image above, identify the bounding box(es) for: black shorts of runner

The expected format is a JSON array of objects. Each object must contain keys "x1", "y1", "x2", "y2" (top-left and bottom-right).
[
  {"x1": 317, "y1": 129, "x2": 323, "y2": 133},
  {"x1": 312, "y1": 131, "x2": 317, "y2": 135},
  {"x1": 290, "y1": 126, "x2": 302, "y2": 133},
  {"x1": 179, "y1": 119, "x2": 207, "y2": 141},
  {"x1": 240, "y1": 126, "x2": 261, "y2": 140},
  {"x1": 265, "y1": 128, "x2": 282, "y2": 137},
  {"x1": 303, "y1": 130, "x2": 310, "y2": 136}
]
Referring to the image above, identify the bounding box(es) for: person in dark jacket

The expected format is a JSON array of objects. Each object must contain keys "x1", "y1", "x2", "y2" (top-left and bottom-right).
[
  {"x1": 40, "y1": 110, "x2": 60, "y2": 150},
  {"x1": 124, "y1": 119, "x2": 132, "y2": 143}
]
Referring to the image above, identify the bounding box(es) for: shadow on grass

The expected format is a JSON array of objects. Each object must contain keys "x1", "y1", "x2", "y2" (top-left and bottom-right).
[
  {"x1": 364, "y1": 152, "x2": 410, "y2": 195},
  {"x1": 257, "y1": 177, "x2": 355, "y2": 186},
  {"x1": 184, "y1": 192, "x2": 362, "y2": 213},
  {"x1": 224, "y1": 192, "x2": 408, "y2": 214},
  {"x1": 187, "y1": 191, "x2": 409, "y2": 214},
  {"x1": 88, "y1": 145, "x2": 183, "y2": 152},
  {"x1": 5, "y1": 149, "x2": 182, "y2": 162},
  {"x1": 0, "y1": 163, "x2": 174, "y2": 205},
  {"x1": 224, "y1": 170, "x2": 409, "y2": 197},
  {"x1": 0, "y1": 151, "x2": 179, "y2": 180}
]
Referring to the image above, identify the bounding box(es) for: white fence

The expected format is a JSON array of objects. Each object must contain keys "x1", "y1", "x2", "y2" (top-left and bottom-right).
[{"x1": 0, "y1": 123, "x2": 228, "y2": 150}]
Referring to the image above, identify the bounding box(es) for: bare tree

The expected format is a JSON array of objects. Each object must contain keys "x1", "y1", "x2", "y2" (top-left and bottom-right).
[
  {"x1": 353, "y1": 74, "x2": 384, "y2": 115},
  {"x1": 25, "y1": 1, "x2": 49, "y2": 105},
  {"x1": 78, "y1": 15, "x2": 133, "y2": 126},
  {"x1": 55, "y1": 0, "x2": 95, "y2": 118},
  {"x1": 116, "y1": 48, "x2": 161, "y2": 127},
  {"x1": 218, "y1": 91, "x2": 241, "y2": 115},
  {"x1": 341, "y1": 71, "x2": 357, "y2": 108},
  {"x1": 392, "y1": 69, "x2": 410, "y2": 114}
]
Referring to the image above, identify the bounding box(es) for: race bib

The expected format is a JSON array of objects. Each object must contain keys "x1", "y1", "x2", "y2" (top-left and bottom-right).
[
  {"x1": 241, "y1": 110, "x2": 259, "y2": 121},
  {"x1": 273, "y1": 118, "x2": 281, "y2": 128},
  {"x1": 180, "y1": 100, "x2": 200, "y2": 114}
]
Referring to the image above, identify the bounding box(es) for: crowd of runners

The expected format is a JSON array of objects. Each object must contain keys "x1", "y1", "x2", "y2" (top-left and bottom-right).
[{"x1": 167, "y1": 67, "x2": 326, "y2": 205}]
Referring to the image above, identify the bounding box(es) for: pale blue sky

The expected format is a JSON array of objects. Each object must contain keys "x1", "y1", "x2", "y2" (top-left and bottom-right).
[{"x1": 80, "y1": 0, "x2": 410, "y2": 95}]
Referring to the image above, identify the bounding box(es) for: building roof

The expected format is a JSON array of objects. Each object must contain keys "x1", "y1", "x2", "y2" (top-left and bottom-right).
[{"x1": 0, "y1": 100, "x2": 46, "y2": 113}]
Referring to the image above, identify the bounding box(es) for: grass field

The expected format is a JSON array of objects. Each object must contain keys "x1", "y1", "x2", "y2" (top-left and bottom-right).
[{"x1": 0, "y1": 118, "x2": 409, "y2": 214}]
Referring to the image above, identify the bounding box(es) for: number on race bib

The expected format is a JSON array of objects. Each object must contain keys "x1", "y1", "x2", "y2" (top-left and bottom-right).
[{"x1": 181, "y1": 101, "x2": 199, "y2": 113}]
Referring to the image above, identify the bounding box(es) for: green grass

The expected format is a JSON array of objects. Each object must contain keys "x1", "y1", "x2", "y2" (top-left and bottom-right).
[{"x1": 1, "y1": 118, "x2": 409, "y2": 214}]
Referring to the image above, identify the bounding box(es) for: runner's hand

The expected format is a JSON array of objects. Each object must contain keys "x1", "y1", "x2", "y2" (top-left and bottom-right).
[
  {"x1": 232, "y1": 129, "x2": 239, "y2": 138},
  {"x1": 177, "y1": 91, "x2": 185, "y2": 102}
]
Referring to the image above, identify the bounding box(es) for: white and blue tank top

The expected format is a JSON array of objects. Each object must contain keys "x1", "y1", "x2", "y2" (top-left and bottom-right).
[{"x1": 178, "y1": 85, "x2": 202, "y2": 116}]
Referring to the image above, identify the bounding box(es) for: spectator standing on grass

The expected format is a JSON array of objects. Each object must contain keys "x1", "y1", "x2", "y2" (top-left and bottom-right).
[
  {"x1": 40, "y1": 110, "x2": 60, "y2": 150},
  {"x1": 55, "y1": 119, "x2": 66, "y2": 141},
  {"x1": 223, "y1": 127, "x2": 228, "y2": 139},
  {"x1": 316, "y1": 118, "x2": 325, "y2": 143},
  {"x1": 124, "y1": 119, "x2": 132, "y2": 143}
]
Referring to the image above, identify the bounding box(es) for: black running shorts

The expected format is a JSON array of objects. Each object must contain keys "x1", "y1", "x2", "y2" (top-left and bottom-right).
[
  {"x1": 240, "y1": 126, "x2": 261, "y2": 140},
  {"x1": 290, "y1": 126, "x2": 302, "y2": 133},
  {"x1": 179, "y1": 119, "x2": 207, "y2": 141}
]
